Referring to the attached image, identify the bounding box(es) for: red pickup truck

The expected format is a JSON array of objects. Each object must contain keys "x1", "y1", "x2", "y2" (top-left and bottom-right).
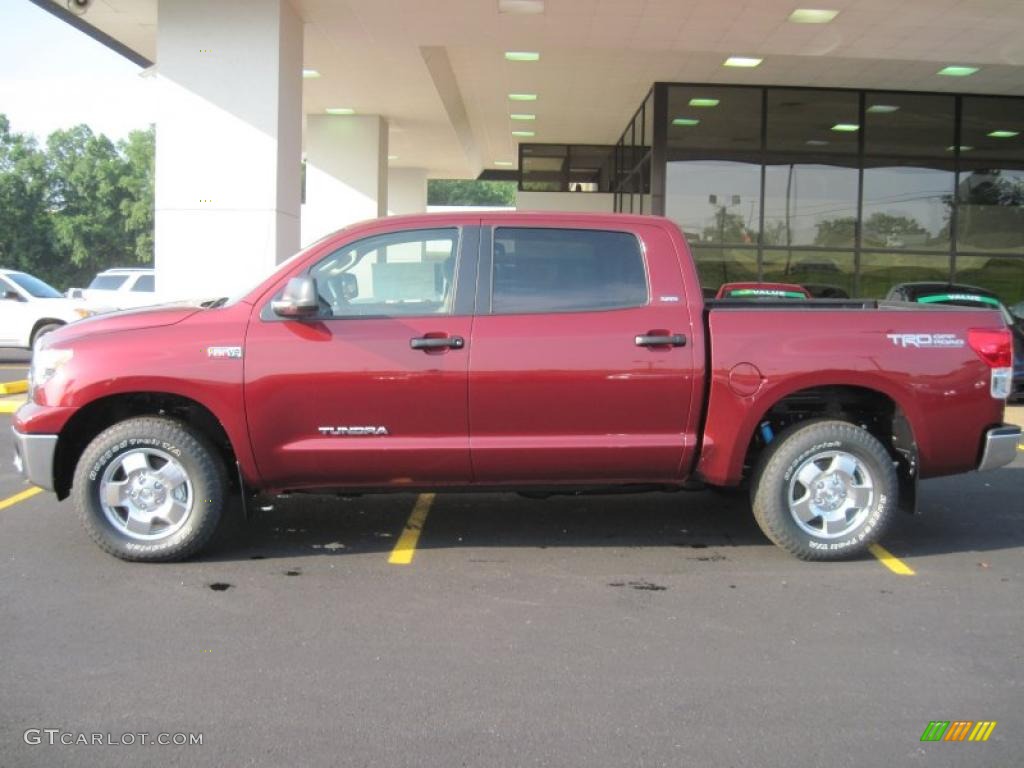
[{"x1": 11, "y1": 213, "x2": 1021, "y2": 562}]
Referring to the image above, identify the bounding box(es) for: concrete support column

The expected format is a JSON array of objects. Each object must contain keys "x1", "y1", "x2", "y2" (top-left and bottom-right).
[
  {"x1": 388, "y1": 168, "x2": 428, "y2": 215},
  {"x1": 154, "y1": 0, "x2": 302, "y2": 299},
  {"x1": 302, "y1": 115, "x2": 388, "y2": 245}
]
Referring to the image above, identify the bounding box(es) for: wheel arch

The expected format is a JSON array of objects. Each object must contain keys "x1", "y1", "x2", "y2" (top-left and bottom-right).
[{"x1": 53, "y1": 392, "x2": 239, "y2": 500}]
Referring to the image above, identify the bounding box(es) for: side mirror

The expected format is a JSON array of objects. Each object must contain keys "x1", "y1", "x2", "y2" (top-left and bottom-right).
[
  {"x1": 271, "y1": 276, "x2": 320, "y2": 319},
  {"x1": 67, "y1": 288, "x2": 84, "y2": 299},
  {"x1": 2, "y1": 290, "x2": 24, "y2": 302}
]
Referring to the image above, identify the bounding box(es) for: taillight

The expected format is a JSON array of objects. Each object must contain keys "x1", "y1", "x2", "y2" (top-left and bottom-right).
[
  {"x1": 968, "y1": 328, "x2": 1013, "y2": 400},
  {"x1": 968, "y1": 328, "x2": 1012, "y2": 368}
]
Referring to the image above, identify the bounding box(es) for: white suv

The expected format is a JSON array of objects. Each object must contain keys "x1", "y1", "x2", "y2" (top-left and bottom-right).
[
  {"x1": 0, "y1": 269, "x2": 96, "y2": 349},
  {"x1": 69, "y1": 268, "x2": 159, "y2": 310}
]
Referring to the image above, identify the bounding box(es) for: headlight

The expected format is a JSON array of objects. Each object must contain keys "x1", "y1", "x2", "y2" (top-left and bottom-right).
[{"x1": 29, "y1": 348, "x2": 73, "y2": 393}]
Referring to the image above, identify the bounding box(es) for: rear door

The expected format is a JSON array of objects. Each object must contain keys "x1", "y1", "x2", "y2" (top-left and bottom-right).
[
  {"x1": 244, "y1": 225, "x2": 479, "y2": 490},
  {"x1": 468, "y1": 220, "x2": 700, "y2": 484}
]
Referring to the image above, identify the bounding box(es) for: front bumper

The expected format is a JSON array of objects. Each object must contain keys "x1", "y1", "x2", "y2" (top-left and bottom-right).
[
  {"x1": 977, "y1": 425, "x2": 1022, "y2": 472},
  {"x1": 11, "y1": 427, "x2": 57, "y2": 491}
]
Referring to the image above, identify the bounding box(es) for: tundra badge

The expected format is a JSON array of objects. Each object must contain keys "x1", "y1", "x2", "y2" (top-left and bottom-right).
[{"x1": 318, "y1": 426, "x2": 389, "y2": 436}]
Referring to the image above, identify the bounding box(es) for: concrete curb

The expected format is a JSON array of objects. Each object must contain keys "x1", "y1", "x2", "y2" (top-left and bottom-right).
[{"x1": 0, "y1": 380, "x2": 28, "y2": 396}]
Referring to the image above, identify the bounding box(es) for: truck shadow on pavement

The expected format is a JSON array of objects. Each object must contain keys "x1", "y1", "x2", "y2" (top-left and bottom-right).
[{"x1": 200, "y1": 464, "x2": 1023, "y2": 562}]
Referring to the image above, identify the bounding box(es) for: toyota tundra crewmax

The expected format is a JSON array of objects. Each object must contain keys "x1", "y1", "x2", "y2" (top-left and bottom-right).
[{"x1": 11, "y1": 213, "x2": 1021, "y2": 562}]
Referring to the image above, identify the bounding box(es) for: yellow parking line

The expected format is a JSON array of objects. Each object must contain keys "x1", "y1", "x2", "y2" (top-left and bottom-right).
[
  {"x1": 868, "y1": 543, "x2": 915, "y2": 575},
  {"x1": 0, "y1": 380, "x2": 27, "y2": 395},
  {"x1": 388, "y1": 493, "x2": 434, "y2": 565},
  {"x1": 0, "y1": 397, "x2": 25, "y2": 414},
  {"x1": 0, "y1": 487, "x2": 43, "y2": 512}
]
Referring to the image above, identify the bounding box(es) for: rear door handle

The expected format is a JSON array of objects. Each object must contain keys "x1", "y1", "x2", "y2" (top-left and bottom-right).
[
  {"x1": 635, "y1": 334, "x2": 686, "y2": 347},
  {"x1": 410, "y1": 335, "x2": 465, "y2": 350}
]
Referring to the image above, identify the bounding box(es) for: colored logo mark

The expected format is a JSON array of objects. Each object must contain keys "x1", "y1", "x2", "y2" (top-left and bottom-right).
[{"x1": 920, "y1": 721, "x2": 997, "y2": 742}]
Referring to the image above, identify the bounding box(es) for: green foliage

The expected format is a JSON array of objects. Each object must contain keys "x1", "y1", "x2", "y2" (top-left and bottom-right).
[
  {"x1": 427, "y1": 179, "x2": 516, "y2": 207},
  {"x1": 0, "y1": 116, "x2": 154, "y2": 290}
]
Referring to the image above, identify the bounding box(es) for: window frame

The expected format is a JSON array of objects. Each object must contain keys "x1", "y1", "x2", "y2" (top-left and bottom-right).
[
  {"x1": 479, "y1": 226, "x2": 651, "y2": 316},
  {"x1": 260, "y1": 226, "x2": 477, "y2": 322}
]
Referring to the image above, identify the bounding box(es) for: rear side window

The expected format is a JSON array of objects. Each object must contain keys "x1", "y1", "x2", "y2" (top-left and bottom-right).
[
  {"x1": 89, "y1": 275, "x2": 128, "y2": 290},
  {"x1": 492, "y1": 228, "x2": 647, "y2": 314},
  {"x1": 132, "y1": 275, "x2": 155, "y2": 292}
]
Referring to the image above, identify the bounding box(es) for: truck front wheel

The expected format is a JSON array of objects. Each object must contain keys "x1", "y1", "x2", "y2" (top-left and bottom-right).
[
  {"x1": 750, "y1": 419, "x2": 897, "y2": 561},
  {"x1": 72, "y1": 417, "x2": 227, "y2": 562}
]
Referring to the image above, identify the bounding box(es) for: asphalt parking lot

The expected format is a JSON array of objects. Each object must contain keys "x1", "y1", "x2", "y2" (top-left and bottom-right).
[{"x1": 0, "y1": 360, "x2": 1021, "y2": 767}]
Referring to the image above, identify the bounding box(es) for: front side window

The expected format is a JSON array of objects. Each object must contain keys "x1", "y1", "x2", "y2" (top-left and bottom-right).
[
  {"x1": 132, "y1": 275, "x2": 155, "y2": 292},
  {"x1": 492, "y1": 228, "x2": 648, "y2": 314},
  {"x1": 308, "y1": 228, "x2": 459, "y2": 318}
]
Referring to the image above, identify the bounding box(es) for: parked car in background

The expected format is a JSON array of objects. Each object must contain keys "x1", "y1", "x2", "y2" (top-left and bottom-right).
[
  {"x1": 67, "y1": 268, "x2": 159, "y2": 310},
  {"x1": 0, "y1": 269, "x2": 96, "y2": 349},
  {"x1": 715, "y1": 282, "x2": 811, "y2": 300},
  {"x1": 886, "y1": 282, "x2": 1023, "y2": 402}
]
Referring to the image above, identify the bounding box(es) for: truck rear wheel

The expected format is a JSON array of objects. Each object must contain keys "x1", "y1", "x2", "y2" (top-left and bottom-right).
[
  {"x1": 72, "y1": 417, "x2": 226, "y2": 562},
  {"x1": 750, "y1": 419, "x2": 897, "y2": 561}
]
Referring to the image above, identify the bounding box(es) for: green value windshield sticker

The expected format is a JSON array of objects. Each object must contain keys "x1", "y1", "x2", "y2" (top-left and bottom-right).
[
  {"x1": 917, "y1": 293, "x2": 1001, "y2": 307},
  {"x1": 729, "y1": 289, "x2": 807, "y2": 299}
]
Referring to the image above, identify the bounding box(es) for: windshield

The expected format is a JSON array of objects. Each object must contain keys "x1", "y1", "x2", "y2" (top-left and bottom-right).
[
  {"x1": 89, "y1": 274, "x2": 129, "y2": 290},
  {"x1": 7, "y1": 272, "x2": 63, "y2": 299}
]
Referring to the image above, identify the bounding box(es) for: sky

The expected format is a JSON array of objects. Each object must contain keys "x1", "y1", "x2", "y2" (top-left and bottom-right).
[{"x1": 0, "y1": 0, "x2": 155, "y2": 142}]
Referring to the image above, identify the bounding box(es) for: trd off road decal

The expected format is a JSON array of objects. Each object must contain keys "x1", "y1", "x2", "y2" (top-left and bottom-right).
[{"x1": 886, "y1": 333, "x2": 964, "y2": 349}]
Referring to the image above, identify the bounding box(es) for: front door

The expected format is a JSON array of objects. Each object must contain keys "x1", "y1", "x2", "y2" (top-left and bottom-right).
[{"x1": 244, "y1": 226, "x2": 478, "y2": 490}]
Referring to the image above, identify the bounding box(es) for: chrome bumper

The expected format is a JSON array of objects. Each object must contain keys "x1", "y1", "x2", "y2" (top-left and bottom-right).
[
  {"x1": 977, "y1": 425, "x2": 1022, "y2": 472},
  {"x1": 11, "y1": 427, "x2": 57, "y2": 491}
]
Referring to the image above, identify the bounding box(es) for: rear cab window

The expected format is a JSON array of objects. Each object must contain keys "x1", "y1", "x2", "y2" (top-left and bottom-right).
[{"x1": 490, "y1": 228, "x2": 648, "y2": 314}]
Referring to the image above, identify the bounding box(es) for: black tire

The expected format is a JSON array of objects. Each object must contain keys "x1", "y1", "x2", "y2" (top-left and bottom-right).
[
  {"x1": 750, "y1": 419, "x2": 898, "y2": 561},
  {"x1": 31, "y1": 322, "x2": 63, "y2": 347},
  {"x1": 72, "y1": 417, "x2": 227, "y2": 562}
]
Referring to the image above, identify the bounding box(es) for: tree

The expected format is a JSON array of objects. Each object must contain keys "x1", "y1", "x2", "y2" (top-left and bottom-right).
[
  {"x1": 0, "y1": 116, "x2": 54, "y2": 279},
  {"x1": 118, "y1": 127, "x2": 155, "y2": 264},
  {"x1": 427, "y1": 179, "x2": 516, "y2": 207}
]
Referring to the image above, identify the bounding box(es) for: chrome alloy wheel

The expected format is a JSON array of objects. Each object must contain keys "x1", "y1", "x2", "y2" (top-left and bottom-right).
[
  {"x1": 99, "y1": 448, "x2": 194, "y2": 541},
  {"x1": 787, "y1": 450, "x2": 875, "y2": 539}
]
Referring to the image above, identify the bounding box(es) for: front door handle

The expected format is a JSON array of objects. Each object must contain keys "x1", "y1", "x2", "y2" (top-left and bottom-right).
[
  {"x1": 410, "y1": 335, "x2": 465, "y2": 350},
  {"x1": 635, "y1": 333, "x2": 686, "y2": 347}
]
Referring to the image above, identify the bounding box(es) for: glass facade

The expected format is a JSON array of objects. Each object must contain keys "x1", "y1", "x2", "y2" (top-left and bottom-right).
[{"x1": 613, "y1": 83, "x2": 1024, "y2": 304}]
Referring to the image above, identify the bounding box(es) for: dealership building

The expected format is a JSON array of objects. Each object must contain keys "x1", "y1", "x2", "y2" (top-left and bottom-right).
[{"x1": 34, "y1": 0, "x2": 1024, "y2": 304}]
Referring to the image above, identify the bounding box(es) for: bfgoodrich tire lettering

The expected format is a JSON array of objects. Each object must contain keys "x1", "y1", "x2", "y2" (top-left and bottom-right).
[
  {"x1": 750, "y1": 419, "x2": 897, "y2": 561},
  {"x1": 72, "y1": 417, "x2": 226, "y2": 562}
]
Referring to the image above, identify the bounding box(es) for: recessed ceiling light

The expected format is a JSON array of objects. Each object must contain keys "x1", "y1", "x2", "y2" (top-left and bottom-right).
[
  {"x1": 831, "y1": 123, "x2": 859, "y2": 132},
  {"x1": 867, "y1": 104, "x2": 900, "y2": 114},
  {"x1": 508, "y1": 93, "x2": 538, "y2": 101},
  {"x1": 724, "y1": 56, "x2": 762, "y2": 68},
  {"x1": 672, "y1": 117, "x2": 700, "y2": 126},
  {"x1": 937, "y1": 65, "x2": 978, "y2": 77},
  {"x1": 806, "y1": 139, "x2": 830, "y2": 146},
  {"x1": 987, "y1": 130, "x2": 1019, "y2": 138},
  {"x1": 302, "y1": 68, "x2": 321, "y2": 79},
  {"x1": 788, "y1": 8, "x2": 839, "y2": 23},
  {"x1": 495, "y1": 160, "x2": 515, "y2": 167},
  {"x1": 511, "y1": 130, "x2": 536, "y2": 137},
  {"x1": 325, "y1": 107, "x2": 355, "y2": 115},
  {"x1": 689, "y1": 98, "x2": 720, "y2": 108},
  {"x1": 510, "y1": 114, "x2": 536, "y2": 121},
  {"x1": 946, "y1": 145, "x2": 973, "y2": 152},
  {"x1": 505, "y1": 51, "x2": 540, "y2": 62},
  {"x1": 499, "y1": 0, "x2": 544, "y2": 14}
]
